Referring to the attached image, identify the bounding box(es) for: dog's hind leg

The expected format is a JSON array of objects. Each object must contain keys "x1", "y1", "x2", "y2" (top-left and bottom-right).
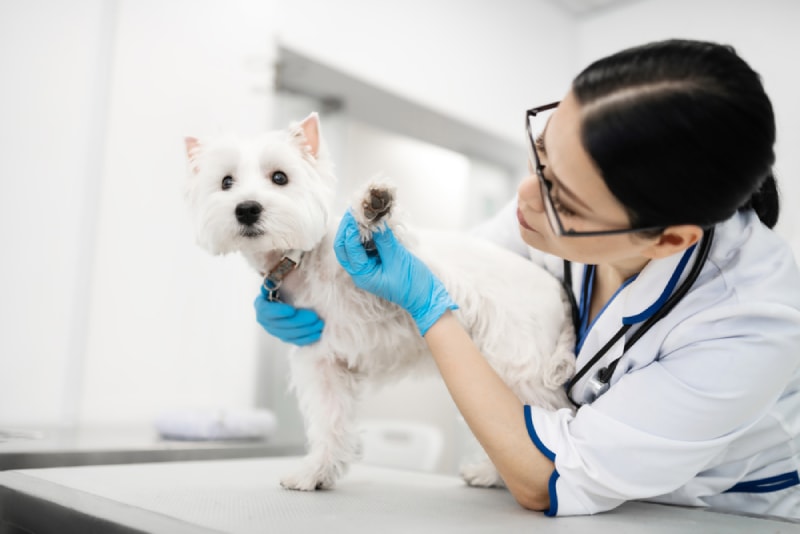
[
  {"x1": 281, "y1": 356, "x2": 365, "y2": 491},
  {"x1": 460, "y1": 452, "x2": 506, "y2": 488}
]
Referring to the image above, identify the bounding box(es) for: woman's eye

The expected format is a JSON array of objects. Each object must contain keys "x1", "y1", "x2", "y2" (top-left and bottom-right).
[
  {"x1": 221, "y1": 175, "x2": 234, "y2": 190},
  {"x1": 271, "y1": 171, "x2": 289, "y2": 186},
  {"x1": 552, "y1": 196, "x2": 577, "y2": 217}
]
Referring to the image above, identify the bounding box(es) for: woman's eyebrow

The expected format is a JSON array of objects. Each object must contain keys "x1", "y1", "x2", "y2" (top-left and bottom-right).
[{"x1": 539, "y1": 127, "x2": 593, "y2": 212}]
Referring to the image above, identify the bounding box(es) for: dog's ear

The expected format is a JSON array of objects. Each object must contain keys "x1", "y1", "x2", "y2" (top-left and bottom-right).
[
  {"x1": 292, "y1": 112, "x2": 321, "y2": 158},
  {"x1": 185, "y1": 137, "x2": 201, "y2": 174}
]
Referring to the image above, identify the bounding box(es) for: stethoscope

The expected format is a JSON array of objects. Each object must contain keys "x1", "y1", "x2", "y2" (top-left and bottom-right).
[{"x1": 562, "y1": 227, "x2": 716, "y2": 406}]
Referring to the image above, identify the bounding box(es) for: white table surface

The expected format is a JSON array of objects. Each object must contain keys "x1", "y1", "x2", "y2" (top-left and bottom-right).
[{"x1": 1, "y1": 456, "x2": 798, "y2": 534}]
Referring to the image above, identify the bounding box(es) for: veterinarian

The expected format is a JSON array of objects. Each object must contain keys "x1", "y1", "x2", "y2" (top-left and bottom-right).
[{"x1": 256, "y1": 39, "x2": 800, "y2": 518}]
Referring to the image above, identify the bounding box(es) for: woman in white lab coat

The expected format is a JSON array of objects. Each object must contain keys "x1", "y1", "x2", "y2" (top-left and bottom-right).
[{"x1": 262, "y1": 39, "x2": 800, "y2": 518}]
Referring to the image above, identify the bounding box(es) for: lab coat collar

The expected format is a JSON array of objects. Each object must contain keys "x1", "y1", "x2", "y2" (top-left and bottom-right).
[
  {"x1": 621, "y1": 244, "x2": 696, "y2": 325},
  {"x1": 573, "y1": 240, "x2": 700, "y2": 344},
  {"x1": 618, "y1": 212, "x2": 755, "y2": 325},
  {"x1": 562, "y1": 211, "x2": 746, "y2": 331}
]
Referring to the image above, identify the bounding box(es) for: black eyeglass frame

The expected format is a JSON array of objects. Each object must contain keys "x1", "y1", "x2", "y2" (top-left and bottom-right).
[{"x1": 526, "y1": 101, "x2": 666, "y2": 237}]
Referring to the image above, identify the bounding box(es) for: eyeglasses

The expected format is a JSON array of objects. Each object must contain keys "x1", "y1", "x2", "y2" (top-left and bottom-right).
[{"x1": 526, "y1": 102, "x2": 665, "y2": 237}]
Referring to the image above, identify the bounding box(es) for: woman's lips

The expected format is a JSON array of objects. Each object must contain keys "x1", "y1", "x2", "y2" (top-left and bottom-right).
[{"x1": 517, "y1": 208, "x2": 536, "y2": 232}]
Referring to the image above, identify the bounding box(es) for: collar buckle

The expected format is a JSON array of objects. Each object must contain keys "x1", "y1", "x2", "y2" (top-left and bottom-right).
[{"x1": 263, "y1": 250, "x2": 304, "y2": 302}]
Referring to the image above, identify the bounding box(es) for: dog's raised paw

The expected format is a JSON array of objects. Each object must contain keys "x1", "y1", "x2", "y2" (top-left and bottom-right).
[
  {"x1": 351, "y1": 183, "x2": 397, "y2": 256},
  {"x1": 352, "y1": 183, "x2": 396, "y2": 230},
  {"x1": 362, "y1": 187, "x2": 394, "y2": 224}
]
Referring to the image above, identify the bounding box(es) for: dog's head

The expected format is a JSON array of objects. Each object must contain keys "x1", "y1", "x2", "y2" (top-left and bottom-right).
[{"x1": 183, "y1": 113, "x2": 335, "y2": 257}]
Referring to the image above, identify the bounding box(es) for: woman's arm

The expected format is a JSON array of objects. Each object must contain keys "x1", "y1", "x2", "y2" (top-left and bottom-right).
[{"x1": 425, "y1": 311, "x2": 554, "y2": 510}]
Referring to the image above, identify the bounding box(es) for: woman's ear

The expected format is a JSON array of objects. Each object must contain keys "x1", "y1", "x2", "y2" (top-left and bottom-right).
[{"x1": 644, "y1": 225, "x2": 704, "y2": 259}]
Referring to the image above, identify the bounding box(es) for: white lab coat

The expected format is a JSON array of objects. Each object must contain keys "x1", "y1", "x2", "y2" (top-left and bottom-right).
[{"x1": 474, "y1": 200, "x2": 800, "y2": 518}]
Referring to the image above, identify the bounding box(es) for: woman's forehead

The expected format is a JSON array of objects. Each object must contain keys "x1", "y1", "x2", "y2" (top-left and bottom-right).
[
  {"x1": 546, "y1": 92, "x2": 629, "y2": 219},
  {"x1": 546, "y1": 94, "x2": 601, "y2": 190}
]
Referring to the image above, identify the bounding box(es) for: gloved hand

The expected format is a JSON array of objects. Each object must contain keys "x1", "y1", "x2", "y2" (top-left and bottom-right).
[
  {"x1": 333, "y1": 210, "x2": 457, "y2": 336},
  {"x1": 254, "y1": 286, "x2": 324, "y2": 346}
]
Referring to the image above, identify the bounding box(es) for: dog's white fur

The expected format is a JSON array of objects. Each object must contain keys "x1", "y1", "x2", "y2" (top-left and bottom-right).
[{"x1": 184, "y1": 113, "x2": 575, "y2": 491}]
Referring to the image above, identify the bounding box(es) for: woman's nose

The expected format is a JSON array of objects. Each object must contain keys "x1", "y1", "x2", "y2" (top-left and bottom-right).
[{"x1": 518, "y1": 173, "x2": 545, "y2": 213}]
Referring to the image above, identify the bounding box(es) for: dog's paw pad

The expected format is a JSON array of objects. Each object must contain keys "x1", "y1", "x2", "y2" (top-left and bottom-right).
[
  {"x1": 361, "y1": 187, "x2": 394, "y2": 224},
  {"x1": 350, "y1": 182, "x2": 397, "y2": 256}
]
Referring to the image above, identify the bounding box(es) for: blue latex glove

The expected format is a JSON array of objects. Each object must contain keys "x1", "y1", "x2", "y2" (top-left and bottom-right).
[
  {"x1": 333, "y1": 210, "x2": 457, "y2": 336},
  {"x1": 254, "y1": 286, "x2": 324, "y2": 346}
]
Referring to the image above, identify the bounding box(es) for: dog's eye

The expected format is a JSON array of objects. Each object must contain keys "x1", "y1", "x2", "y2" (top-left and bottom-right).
[
  {"x1": 221, "y1": 175, "x2": 234, "y2": 190},
  {"x1": 271, "y1": 171, "x2": 289, "y2": 186}
]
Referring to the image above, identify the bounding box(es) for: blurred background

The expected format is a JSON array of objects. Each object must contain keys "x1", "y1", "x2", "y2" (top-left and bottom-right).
[{"x1": 1, "y1": 0, "x2": 798, "y2": 474}]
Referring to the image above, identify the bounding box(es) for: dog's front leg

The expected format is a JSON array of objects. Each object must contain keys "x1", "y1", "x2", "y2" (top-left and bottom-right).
[{"x1": 281, "y1": 355, "x2": 364, "y2": 491}]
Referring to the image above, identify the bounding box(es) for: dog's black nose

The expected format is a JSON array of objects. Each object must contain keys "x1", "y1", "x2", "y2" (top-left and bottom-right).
[{"x1": 235, "y1": 201, "x2": 263, "y2": 226}]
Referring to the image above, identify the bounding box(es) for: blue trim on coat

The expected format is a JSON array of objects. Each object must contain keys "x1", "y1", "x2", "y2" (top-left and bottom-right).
[
  {"x1": 622, "y1": 244, "x2": 696, "y2": 325},
  {"x1": 576, "y1": 265, "x2": 594, "y2": 352},
  {"x1": 575, "y1": 267, "x2": 637, "y2": 353},
  {"x1": 524, "y1": 405, "x2": 555, "y2": 461},
  {"x1": 545, "y1": 470, "x2": 560, "y2": 517},
  {"x1": 524, "y1": 405, "x2": 560, "y2": 517},
  {"x1": 724, "y1": 471, "x2": 800, "y2": 493}
]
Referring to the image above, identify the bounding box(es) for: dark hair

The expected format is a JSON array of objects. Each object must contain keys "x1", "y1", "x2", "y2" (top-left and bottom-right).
[{"x1": 572, "y1": 39, "x2": 779, "y2": 229}]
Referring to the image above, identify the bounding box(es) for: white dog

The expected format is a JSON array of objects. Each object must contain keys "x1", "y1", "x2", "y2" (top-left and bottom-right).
[{"x1": 183, "y1": 113, "x2": 575, "y2": 491}]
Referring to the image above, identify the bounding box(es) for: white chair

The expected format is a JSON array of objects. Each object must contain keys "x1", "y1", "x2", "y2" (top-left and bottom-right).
[{"x1": 358, "y1": 419, "x2": 444, "y2": 473}]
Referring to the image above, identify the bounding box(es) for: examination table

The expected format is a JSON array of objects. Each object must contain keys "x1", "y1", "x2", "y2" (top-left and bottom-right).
[{"x1": 1, "y1": 456, "x2": 798, "y2": 533}]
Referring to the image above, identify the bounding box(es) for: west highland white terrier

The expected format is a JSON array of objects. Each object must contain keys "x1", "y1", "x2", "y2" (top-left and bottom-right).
[{"x1": 183, "y1": 113, "x2": 575, "y2": 491}]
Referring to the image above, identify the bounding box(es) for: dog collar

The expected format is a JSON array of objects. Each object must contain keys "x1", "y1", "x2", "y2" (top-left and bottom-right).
[{"x1": 263, "y1": 249, "x2": 304, "y2": 302}]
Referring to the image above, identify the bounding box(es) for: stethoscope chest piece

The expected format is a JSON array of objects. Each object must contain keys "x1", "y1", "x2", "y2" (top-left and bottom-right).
[{"x1": 575, "y1": 371, "x2": 611, "y2": 405}]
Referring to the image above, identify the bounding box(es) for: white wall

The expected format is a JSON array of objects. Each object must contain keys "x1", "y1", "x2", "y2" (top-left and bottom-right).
[
  {"x1": 78, "y1": 0, "x2": 281, "y2": 425},
  {"x1": 0, "y1": 0, "x2": 115, "y2": 425},
  {"x1": 271, "y1": 0, "x2": 577, "y2": 145},
  {"x1": 576, "y1": 0, "x2": 800, "y2": 258}
]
